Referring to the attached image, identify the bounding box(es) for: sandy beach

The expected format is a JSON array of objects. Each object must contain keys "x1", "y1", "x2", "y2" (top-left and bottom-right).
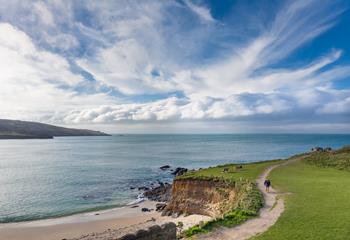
[{"x1": 0, "y1": 200, "x2": 210, "y2": 240}]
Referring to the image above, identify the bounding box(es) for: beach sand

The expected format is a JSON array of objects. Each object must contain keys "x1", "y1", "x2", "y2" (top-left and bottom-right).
[{"x1": 0, "y1": 201, "x2": 210, "y2": 240}]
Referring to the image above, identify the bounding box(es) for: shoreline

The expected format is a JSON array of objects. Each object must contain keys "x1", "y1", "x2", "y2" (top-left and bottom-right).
[
  {"x1": 0, "y1": 200, "x2": 147, "y2": 227},
  {"x1": 0, "y1": 200, "x2": 210, "y2": 240}
]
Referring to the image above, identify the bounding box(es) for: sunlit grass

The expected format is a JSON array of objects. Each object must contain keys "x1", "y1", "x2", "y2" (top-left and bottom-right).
[
  {"x1": 253, "y1": 150, "x2": 350, "y2": 240},
  {"x1": 178, "y1": 159, "x2": 283, "y2": 181}
]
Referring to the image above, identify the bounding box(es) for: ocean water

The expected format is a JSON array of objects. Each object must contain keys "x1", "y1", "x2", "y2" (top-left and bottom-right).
[{"x1": 0, "y1": 134, "x2": 349, "y2": 223}]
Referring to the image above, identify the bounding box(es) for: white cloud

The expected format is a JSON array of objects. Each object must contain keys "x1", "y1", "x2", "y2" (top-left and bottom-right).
[
  {"x1": 184, "y1": 0, "x2": 215, "y2": 23},
  {"x1": 52, "y1": 94, "x2": 292, "y2": 123},
  {"x1": 33, "y1": 1, "x2": 55, "y2": 26},
  {"x1": 77, "y1": 38, "x2": 176, "y2": 95},
  {"x1": 0, "y1": 22, "x2": 115, "y2": 121},
  {"x1": 0, "y1": 0, "x2": 348, "y2": 132},
  {"x1": 318, "y1": 92, "x2": 350, "y2": 114}
]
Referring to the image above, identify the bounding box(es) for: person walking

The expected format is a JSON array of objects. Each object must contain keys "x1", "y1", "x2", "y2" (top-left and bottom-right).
[{"x1": 264, "y1": 179, "x2": 271, "y2": 192}]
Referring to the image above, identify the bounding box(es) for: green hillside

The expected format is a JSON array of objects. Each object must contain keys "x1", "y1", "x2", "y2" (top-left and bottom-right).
[{"x1": 0, "y1": 119, "x2": 109, "y2": 139}]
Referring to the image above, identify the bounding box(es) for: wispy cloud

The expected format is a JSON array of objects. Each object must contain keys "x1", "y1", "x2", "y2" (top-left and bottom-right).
[
  {"x1": 0, "y1": 0, "x2": 348, "y2": 132},
  {"x1": 183, "y1": 0, "x2": 215, "y2": 23}
]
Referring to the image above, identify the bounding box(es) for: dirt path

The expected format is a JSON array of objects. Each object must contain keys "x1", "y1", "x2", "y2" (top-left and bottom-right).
[{"x1": 198, "y1": 162, "x2": 287, "y2": 240}]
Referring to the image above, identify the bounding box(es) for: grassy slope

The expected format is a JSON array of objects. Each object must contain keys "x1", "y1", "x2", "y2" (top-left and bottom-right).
[
  {"x1": 253, "y1": 150, "x2": 350, "y2": 240},
  {"x1": 178, "y1": 159, "x2": 282, "y2": 181},
  {"x1": 180, "y1": 160, "x2": 282, "y2": 238}
]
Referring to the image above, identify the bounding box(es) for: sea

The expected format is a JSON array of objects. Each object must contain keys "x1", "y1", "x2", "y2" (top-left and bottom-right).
[{"x1": 0, "y1": 134, "x2": 349, "y2": 223}]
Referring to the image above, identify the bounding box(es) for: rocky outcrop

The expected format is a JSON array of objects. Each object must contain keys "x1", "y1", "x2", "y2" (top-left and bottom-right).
[
  {"x1": 163, "y1": 178, "x2": 242, "y2": 217},
  {"x1": 118, "y1": 222, "x2": 176, "y2": 240},
  {"x1": 144, "y1": 183, "x2": 172, "y2": 202},
  {"x1": 172, "y1": 167, "x2": 188, "y2": 176}
]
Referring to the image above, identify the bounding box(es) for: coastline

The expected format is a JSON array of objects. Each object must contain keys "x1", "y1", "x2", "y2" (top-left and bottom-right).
[{"x1": 0, "y1": 200, "x2": 210, "y2": 240}]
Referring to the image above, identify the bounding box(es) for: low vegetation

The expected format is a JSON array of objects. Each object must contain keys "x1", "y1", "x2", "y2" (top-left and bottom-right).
[
  {"x1": 183, "y1": 181, "x2": 263, "y2": 238},
  {"x1": 253, "y1": 147, "x2": 350, "y2": 240},
  {"x1": 178, "y1": 160, "x2": 281, "y2": 238},
  {"x1": 304, "y1": 146, "x2": 350, "y2": 170}
]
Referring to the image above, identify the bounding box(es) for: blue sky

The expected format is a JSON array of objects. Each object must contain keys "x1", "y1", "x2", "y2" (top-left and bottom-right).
[{"x1": 0, "y1": 0, "x2": 349, "y2": 133}]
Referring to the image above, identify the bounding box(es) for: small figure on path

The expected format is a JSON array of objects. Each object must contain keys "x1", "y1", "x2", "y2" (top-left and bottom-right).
[{"x1": 264, "y1": 179, "x2": 271, "y2": 192}]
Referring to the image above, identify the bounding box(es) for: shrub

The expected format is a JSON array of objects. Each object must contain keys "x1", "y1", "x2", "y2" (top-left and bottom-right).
[{"x1": 304, "y1": 148, "x2": 350, "y2": 171}]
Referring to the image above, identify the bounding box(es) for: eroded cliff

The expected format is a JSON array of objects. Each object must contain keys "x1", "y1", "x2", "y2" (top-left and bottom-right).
[{"x1": 163, "y1": 178, "x2": 260, "y2": 218}]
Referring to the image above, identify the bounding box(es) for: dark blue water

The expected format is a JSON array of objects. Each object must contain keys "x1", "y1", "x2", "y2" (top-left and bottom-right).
[{"x1": 0, "y1": 134, "x2": 349, "y2": 223}]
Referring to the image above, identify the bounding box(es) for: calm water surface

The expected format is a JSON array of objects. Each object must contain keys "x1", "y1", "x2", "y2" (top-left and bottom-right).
[{"x1": 0, "y1": 134, "x2": 349, "y2": 223}]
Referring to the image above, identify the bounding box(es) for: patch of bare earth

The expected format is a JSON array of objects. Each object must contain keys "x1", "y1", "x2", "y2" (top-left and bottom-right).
[{"x1": 197, "y1": 163, "x2": 287, "y2": 240}]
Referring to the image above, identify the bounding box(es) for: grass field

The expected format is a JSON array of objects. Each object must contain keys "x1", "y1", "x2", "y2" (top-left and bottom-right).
[
  {"x1": 178, "y1": 159, "x2": 282, "y2": 181},
  {"x1": 253, "y1": 149, "x2": 350, "y2": 240}
]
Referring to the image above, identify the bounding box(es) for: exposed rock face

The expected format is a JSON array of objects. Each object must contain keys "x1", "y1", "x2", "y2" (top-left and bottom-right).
[{"x1": 163, "y1": 178, "x2": 239, "y2": 217}]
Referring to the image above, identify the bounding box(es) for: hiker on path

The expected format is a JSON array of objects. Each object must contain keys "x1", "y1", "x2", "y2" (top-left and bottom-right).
[{"x1": 264, "y1": 179, "x2": 271, "y2": 192}]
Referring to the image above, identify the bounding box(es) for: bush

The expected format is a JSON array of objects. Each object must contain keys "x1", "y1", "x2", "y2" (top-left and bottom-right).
[{"x1": 304, "y1": 148, "x2": 350, "y2": 171}]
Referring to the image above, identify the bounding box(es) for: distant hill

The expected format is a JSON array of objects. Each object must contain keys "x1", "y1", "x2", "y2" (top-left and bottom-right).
[{"x1": 0, "y1": 119, "x2": 110, "y2": 139}]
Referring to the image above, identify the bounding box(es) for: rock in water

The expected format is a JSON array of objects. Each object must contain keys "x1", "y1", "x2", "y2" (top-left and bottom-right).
[
  {"x1": 144, "y1": 184, "x2": 172, "y2": 202},
  {"x1": 172, "y1": 167, "x2": 188, "y2": 176},
  {"x1": 160, "y1": 165, "x2": 171, "y2": 170}
]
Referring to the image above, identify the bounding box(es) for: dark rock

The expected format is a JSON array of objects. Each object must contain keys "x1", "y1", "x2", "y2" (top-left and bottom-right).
[
  {"x1": 172, "y1": 167, "x2": 188, "y2": 176},
  {"x1": 325, "y1": 147, "x2": 332, "y2": 152},
  {"x1": 130, "y1": 186, "x2": 135, "y2": 190},
  {"x1": 161, "y1": 210, "x2": 168, "y2": 216},
  {"x1": 144, "y1": 184, "x2": 172, "y2": 202},
  {"x1": 138, "y1": 186, "x2": 149, "y2": 191},
  {"x1": 148, "y1": 224, "x2": 162, "y2": 232},
  {"x1": 119, "y1": 233, "x2": 137, "y2": 240},
  {"x1": 136, "y1": 229, "x2": 148, "y2": 238},
  {"x1": 157, "y1": 180, "x2": 164, "y2": 186},
  {"x1": 146, "y1": 217, "x2": 156, "y2": 222},
  {"x1": 311, "y1": 147, "x2": 324, "y2": 152},
  {"x1": 156, "y1": 203, "x2": 167, "y2": 211},
  {"x1": 142, "y1": 208, "x2": 151, "y2": 212},
  {"x1": 160, "y1": 165, "x2": 171, "y2": 170}
]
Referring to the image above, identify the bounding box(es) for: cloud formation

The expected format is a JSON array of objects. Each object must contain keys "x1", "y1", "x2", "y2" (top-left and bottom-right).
[{"x1": 0, "y1": 0, "x2": 349, "y2": 132}]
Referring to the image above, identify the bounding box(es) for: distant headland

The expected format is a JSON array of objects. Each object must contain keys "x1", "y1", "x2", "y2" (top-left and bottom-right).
[{"x1": 0, "y1": 119, "x2": 110, "y2": 139}]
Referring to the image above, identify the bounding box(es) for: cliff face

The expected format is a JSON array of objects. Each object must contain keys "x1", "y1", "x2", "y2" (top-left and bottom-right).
[{"x1": 164, "y1": 178, "x2": 239, "y2": 217}]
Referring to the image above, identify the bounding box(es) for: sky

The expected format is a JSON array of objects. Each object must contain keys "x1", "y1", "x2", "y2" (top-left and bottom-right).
[{"x1": 0, "y1": 0, "x2": 349, "y2": 133}]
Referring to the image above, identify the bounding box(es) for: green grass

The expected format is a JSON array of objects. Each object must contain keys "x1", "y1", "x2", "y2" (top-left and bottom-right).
[
  {"x1": 252, "y1": 155, "x2": 350, "y2": 240},
  {"x1": 178, "y1": 159, "x2": 283, "y2": 181},
  {"x1": 180, "y1": 160, "x2": 282, "y2": 238},
  {"x1": 184, "y1": 209, "x2": 256, "y2": 237}
]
